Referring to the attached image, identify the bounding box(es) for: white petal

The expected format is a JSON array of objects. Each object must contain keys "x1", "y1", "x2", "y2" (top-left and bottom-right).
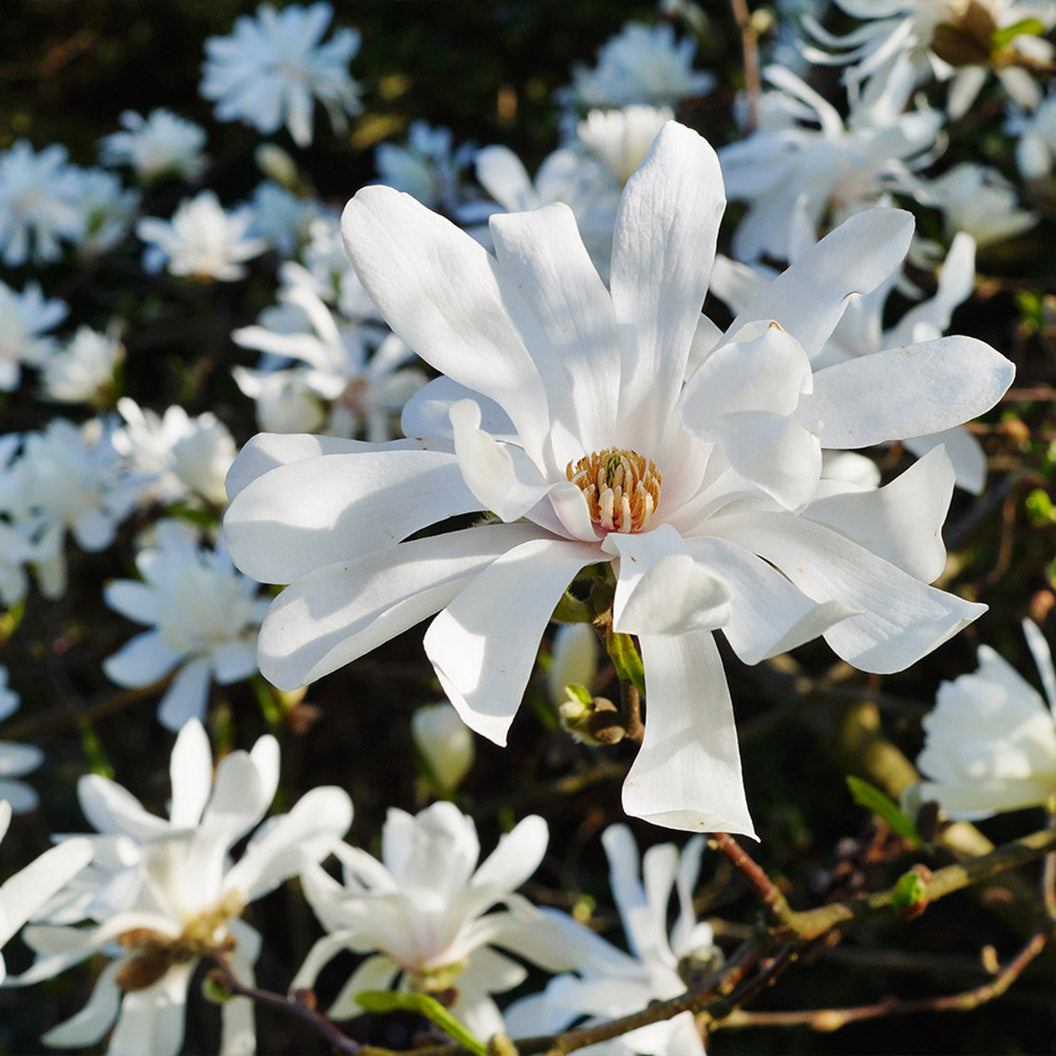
[
  {"x1": 471, "y1": 814, "x2": 548, "y2": 891},
  {"x1": 224, "y1": 448, "x2": 478, "y2": 584},
  {"x1": 107, "y1": 962, "x2": 192, "y2": 1056},
  {"x1": 78, "y1": 774, "x2": 167, "y2": 840},
  {"x1": 610, "y1": 122, "x2": 725, "y2": 453},
  {"x1": 803, "y1": 445, "x2": 954, "y2": 582},
  {"x1": 490, "y1": 204, "x2": 621, "y2": 455},
  {"x1": 210, "y1": 639, "x2": 259, "y2": 684},
  {"x1": 710, "y1": 511, "x2": 985, "y2": 673},
  {"x1": 168, "y1": 719, "x2": 212, "y2": 828},
  {"x1": 425, "y1": 537, "x2": 599, "y2": 745},
  {"x1": 903, "y1": 427, "x2": 986, "y2": 495},
  {"x1": 327, "y1": 954, "x2": 401, "y2": 1020},
  {"x1": 40, "y1": 958, "x2": 123, "y2": 1046},
  {"x1": 624, "y1": 630, "x2": 756, "y2": 836},
  {"x1": 0, "y1": 838, "x2": 93, "y2": 944},
  {"x1": 803, "y1": 336, "x2": 1014, "y2": 449},
  {"x1": 103, "y1": 581, "x2": 162, "y2": 625},
  {"x1": 604, "y1": 525, "x2": 732, "y2": 637},
  {"x1": 342, "y1": 186, "x2": 551, "y2": 460},
  {"x1": 401, "y1": 375, "x2": 516, "y2": 441},
  {"x1": 156, "y1": 658, "x2": 212, "y2": 731},
  {"x1": 727, "y1": 208, "x2": 913, "y2": 358},
  {"x1": 103, "y1": 631, "x2": 182, "y2": 688},
  {"x1": 687, "y1": 536, "x2": 855, "y2": 664},
  {"x1": 1023, "y1": 619, "x2": 1056, "y2": 717},
  {"x1": 258, "y1": 523, "x2": 547, "y2": 690}
]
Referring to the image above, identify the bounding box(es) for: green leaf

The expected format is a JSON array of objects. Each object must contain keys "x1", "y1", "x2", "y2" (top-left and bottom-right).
[
  {"x1": 355, "y1": 991, "x2": 487, "y2": 1056},
  {"x1": 606, "y1": 630, "x2": 646, "y2": 695},
  {"x1": 992, "y1": 16, "x2": 1046, "y2": 49},
  {"x1": 846, "y1": 776, "x2": 922, "y2": 845}
]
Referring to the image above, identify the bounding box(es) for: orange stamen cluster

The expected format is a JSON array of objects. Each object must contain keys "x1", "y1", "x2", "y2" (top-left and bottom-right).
[{"x1": 566, "y1": 447, "x2": 661, "y2": 534}]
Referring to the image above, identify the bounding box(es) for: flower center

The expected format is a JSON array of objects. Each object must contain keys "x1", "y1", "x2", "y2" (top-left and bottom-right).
[{"x1": 566, "y1": 447, "x2": 661, "y2": 534}]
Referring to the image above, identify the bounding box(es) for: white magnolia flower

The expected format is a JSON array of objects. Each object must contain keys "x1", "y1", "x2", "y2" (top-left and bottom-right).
[
  {"x1": 804, "y1": 0, "x2": 1056, "y2": 118},
  {"x1": 709, "y1": 231, "x2": 988, "y2": 491},
  {"x1": 577, "y1": 105, "x2": 675, "y2": 184},
  {"x1": 42, "y1": 327, "x2": 123, "y2": 407},
  {"x1": 232, "y1": 282, "x2": 425, "y2": 440},
  {"x1": 103, "y1": 521, "x2": 267, "y2": 730},
  {"x1": 68, "y1": 169, "x2": 140, "y2": 257},
  {"x1": 297, "y1": 213, "x2": 375, "y2": 318},
  {"x1": 916, "y1": 620, "x2": 1056, "y2": 820},
  {"x1": 0, "y1": 419, "x2": 144, "y2": 599},
  {"x1": 294, "y1": 802, "x2": 587, "y2": 1040},
  {"x1": 224, "y1": 121, "x2": 1012, "y2": 835},
  {"x1": 563, "y1": 22, "x2": 715, "y2": 109},
  {"x1": 201, "y1": 2, "x2": 363, "y2": 147},
  {"x1": 9, "y1": 719, "x2": 352, "y2": 1056},
  {"x1": 136, "y1": 190, "x2": 267, "y2": 281},
  {"x1": 113, "y1": 398, "x2": 237, "y2": 507},
  {"x1": 0, "y1": 802, "x2": 93, "y2": 984},
  {"x1": 506, "y1": 824, "x2": 716, "y2": 1055},
  {"x1": 924, "y1": 162, "x2": 1038, "y2": 247},
  {"x1": 0, "y1": 668, "x2": 43, "y2": 813},
  {"x1": 1009, "y1": 89, "x2": 1056, "y2": 179},
  {"x1": 375, "y1": 121, "x2": 478, "y2": 213},
  {"x1": 0, "y1": 141, "x2": 83, "y2": 266},
  {"x1": 247, "y1": 180, "x2": 320, "y2": 255},
  {"x1": 411, "y1": 703, "x2": 475, "y2": 793},
  {"x1": 719, "y1": 64, "x2": 940, "y2": 261},
  {"x1": 100, "y1": 109, "x2": 208, "y2": 183},
  {"x1": 0, "y1": 280, "x2": 68, "y2": 392}
]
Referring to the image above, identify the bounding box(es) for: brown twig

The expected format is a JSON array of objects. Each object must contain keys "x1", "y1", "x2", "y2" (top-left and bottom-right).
[
  {"x1": 716, "y1": 931, "x2": 1049, "y2": 1032},
  {"x1": 729, "y1": 0, "x2": 762, "y2": 131},
  {"x1": 712, "y1": 833, "x2": 795, "y2": 927},
  {"x1": 619, "y1": 680, "x2": 644, "y2": 743}
]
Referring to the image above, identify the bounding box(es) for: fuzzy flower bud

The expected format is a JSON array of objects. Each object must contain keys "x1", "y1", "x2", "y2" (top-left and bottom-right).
[{"x1": 411, "y1": 702, "x2": 474, "y2": 794}]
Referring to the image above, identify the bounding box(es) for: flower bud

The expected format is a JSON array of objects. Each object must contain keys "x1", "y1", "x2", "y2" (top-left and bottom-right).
[
  {"x1": 548, "y1": 624, "x2": 599, "y2": 708},
  {"x1": 255, "y1": 143, "x2": 300, "y2": 190},
  {"x1": 411, "y1": 703, "x2": 474, "y2": 794}
]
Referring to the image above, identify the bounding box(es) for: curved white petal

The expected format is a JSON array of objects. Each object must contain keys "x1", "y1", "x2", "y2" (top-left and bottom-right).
[
  {"x1": 103, "y1": 581, "x2": 162, "y2": 626},
  {"x1": 168, "y1": 719, "x2": 212, "y2": 829},
  {"x1": 224, "y1": 448, "x2": 479, "y2": 584},
  {"x1": 611, "y1": 122, "x2": 725, "y2": 453},
  {"x1": 425, "y1": 537, "x2": 599, "y2": 745},
  {"x1": 103, "y1": 631, "x2": 183, "y2": 688},
  {"x1": 78, "y1": 774, "x2": 168, "y2": 840},
  {"x1": 327, "y1": 953, "x2": 401, "y2": 1020},
  {"x1": 471, "y1": 814, "x2": 547, "y2": 891},
  {"x1": 402, "y1": 375, "x2": 516, "y2": 441},
  {"x1": 624, "y1": 631, "x2": 756, "y2": 836},
  {"x1": 40, "y1": 958, "x2": 123, "y2": 1047},
  {"x1": 0, "y1": 838, "x2": 93, "y2": 945},
  {"x1": 903, "y1": 427, "x2": 986, "y2": 495},
  {"x1": 803, "y1": 336, "x2": 1014, "y2": 449},
  {"x1": 156, "y1": 658, "x2": 213, "y2": 731}
]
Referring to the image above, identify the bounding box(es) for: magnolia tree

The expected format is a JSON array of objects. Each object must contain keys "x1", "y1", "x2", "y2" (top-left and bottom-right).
[{"x1": 0, "y1": 2, "x2": 1055, "y2": 1054}]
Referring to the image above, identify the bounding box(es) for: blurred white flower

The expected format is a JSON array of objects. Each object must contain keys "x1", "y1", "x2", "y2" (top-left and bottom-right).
[
  {"x1": 9, "y1": 719, "x2": 352, "y2": 1056},
  {"x1": 709, "y1": 231, "x2": 988, "y2": 492},
  {"x1": 0, "y1": 141, "x2": 83, "y2": 266},
  {"x1": 0, "y1": 419, "x2": 144, "y2": 599},
  {"x1": 226, "y1": 122, "x2": 1011, "y2": 834},
  {"x1": 201, "y1": 2, "x2": 363, "y2": 147},
  {"x1": 136, "y1": 190, "x2": 267, "y2": 281},
  {"x1": 0, "y1": 667, "x2": 44, "y2": 813},
  {"x1": 375, "y1": 121, "x2": 478, "y2": 213},
  {"x1": 114, "y1": 398, "x2": 237, "y2": 507},
  {"x1": 1008, "y1": 90, "x2": 1056, "y2": 180},
  {"x1": 247, "y1": 180, "x2": 320, "y2": 255},
  {"x1": 411, "y1": 702, "x2": 475, "y2": 794},
  {"x1": 0, "y1": 801, "x2": 93, "y2": 985},
  {"x1": 563, "y1": 22, "x2": 715, "y2": 109},
  {"x1": 100, "y1": 109, "x2": 209, "y2": 183},
  {"x1": 719, "y1": 65, "x2": 940, "y2": 261},
  {"x1": 103, "y1": 520, "x2": 268, "y2": 729},
  {"x1": 0, "y1": 279, "x2": 68, "y2": 392},
  {"x1": 294, "y1": 802, "x2": 588, "y2": 1040},
  {"x1": 916, "y1": 620, "x2": 1056, "y2": 820},
  {"x1": 68, "y1": 169, "x2": 140, "y2": 257},
  {"x1": 297, "y1": 213, "x2": 376, "y2": 319},
  {"x1": 232, "y1": 282, "x2": 425, "y2": 440},
  {"x1": 925, "y1": 162, "x2": 1038, "y2": 247},
  {"x1": 507, "y1": 824, "x2": 716, "y2": 1055},
  {"x1": 577, "y1": 105, "x2": 675, "y2": 184},
  {"x1": 42, "y1": 327, "x2": 124, "y2": 407}
]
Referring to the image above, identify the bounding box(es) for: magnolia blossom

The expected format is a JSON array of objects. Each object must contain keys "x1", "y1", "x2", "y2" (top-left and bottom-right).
[
  {"x1": 0, "y1": 141, "x2": 83, "y2": 266},
  {"x1": 0, "y1": 419, "x2": 144, "y2": 599},
  {"x1": 924, "y1": 162, "x2": 1038, "y2": 247},
  {"x1": 293, "y1": 802, "x2": 587, "y2": 1040},
  {"x1": 563, "y1": 22, "x2": 715, "y2": 109},
  {"x1": 411, "y1": 703, "x2": 475, "y2": 793},
  {"x1": 0, "y1": 280, "x2": 68, "y2": 392},
  {"x1": 225, "y1": 122, "x2": 1013, "y2": 835},
  {"x1": 376, "y1": 121, "x2": 478, "y2": 214},
  {"x1": 0, "y1": 668, "x2": 43, "y2": 813},
  {"x1": 804, "y1": 0, "x2": 1056, "y2": 118},
  {"x1": 577, "y1": 105, "x2": 675, "y2": 185},
  {"x1": 67, "y1": 169, "x2": 140, "y2": 257},
  {"x1": 0, "y1": 802, "x2": 93, "y2": 984},
  {"x1": 719, "y1": 65, "x2": 939, "y2": 261},
  {"x1": 247, "y1": 180, "x2": 320, "y2": 254},
  {"x1": 201, "y1": 2, "x2": 363, "y2": 147},
  {"x1": 113, "y1": 398, "x2": 236, "y2": 507},
  {"x1": 916, "y1": 620, "x2": 1056, "y2": 820},
  {"x1": 103, "y1": 521, "x2": 267, "y2": 730},
  {"x1": 709, "y1": 232, "x2": 987, "y2": 492},
  {"x1": 9, "y1": 719, "x2": 352, "y2": 1056},
  {"x1": 100, "y1": 109, "x2": 209, "y2": 183},
  {"x1": 507, "y1": 824, "x2": 716, "y2": 1055},
  {"x1": 137, "y1": 190, "x2": 267, "y2": 281},
  {"x1": 1009, "y1": 91, "x2": 1056, "y2": 179},
  {"x1": 42, "y1": 327, "x2": 123, "y2": 407}
]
